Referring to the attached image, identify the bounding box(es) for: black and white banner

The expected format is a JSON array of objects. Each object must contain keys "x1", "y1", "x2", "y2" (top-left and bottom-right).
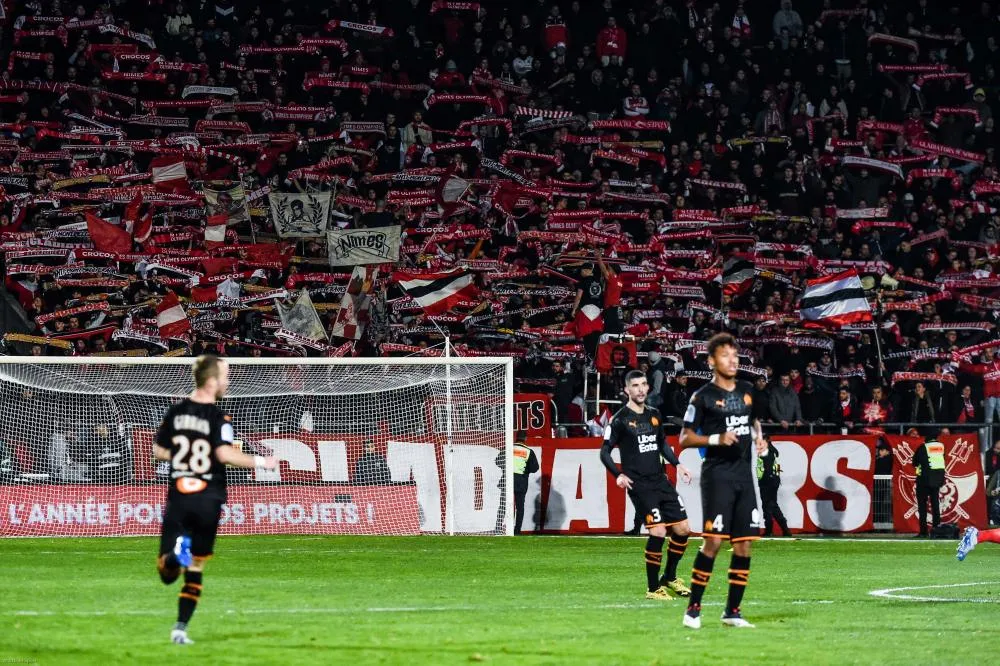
[
  {"x1": 327, "y1": 226, "x2": 401, "y2": 267},
  {"x1": 268, "y1": 192, "x2": 332, "y2": 238}
]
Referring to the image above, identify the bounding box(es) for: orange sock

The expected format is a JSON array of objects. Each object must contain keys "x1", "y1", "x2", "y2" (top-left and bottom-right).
[{"x1": 979, "y1": 528, "x2": 1000, "y2": 544}]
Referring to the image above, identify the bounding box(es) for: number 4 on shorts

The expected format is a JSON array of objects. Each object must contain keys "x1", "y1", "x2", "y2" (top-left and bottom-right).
[{"x1": 712, "y1": 514, "x2": 723, "y2": 532}]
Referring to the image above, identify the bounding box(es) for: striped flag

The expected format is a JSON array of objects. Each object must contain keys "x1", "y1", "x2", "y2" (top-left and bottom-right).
[
  {"x1": 722, "y1": 257, "x2": 755, "y2": 297},
  {"x1": 150, "y1": 155, "x2": 190, "y2": 194},
  {"x1": 156, "y1": 291, "x2": 191, "y2": 339},
  {"x1": 799, "y1": 269, "x2": 873, "y2": 328},
  {"x1": 393, "y1": 269, "x2": 478, "y2": 315}
]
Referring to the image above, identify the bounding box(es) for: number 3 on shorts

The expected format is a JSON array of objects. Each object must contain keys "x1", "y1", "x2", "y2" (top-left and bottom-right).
[
  {"x1": 712, "y1": 514, "x2": 724, "y2": 532},
  {"x1": 650, "y1": 508, "x2": 662, "y2": 523}
]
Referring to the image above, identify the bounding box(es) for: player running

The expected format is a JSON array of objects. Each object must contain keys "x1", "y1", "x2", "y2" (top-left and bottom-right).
[
  {"x1": 154, "y1": 355, "x2": 276, "y2": 645},
  {"x1": 679, "y1": 333, "x2": 767, "y2": 629},
  {"x1": 601, "y1": 369, "x2": 693, "y2": 600},
  {"x1": 957, "y1": 527, "x2": 1000, "y2": 560}
]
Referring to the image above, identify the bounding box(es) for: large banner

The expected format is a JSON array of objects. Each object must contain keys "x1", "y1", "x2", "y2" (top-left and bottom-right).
[
  {"x1": 0, "y1": 484, "x2": 420, "y2": 537},
  {"x1": 131, "y1": 430, "x2": 504, "y2": 534},
  {"x1": 519, "y1": 435, "x2": 877, "y2": 534},
  {"x1": 513, "y1": 393, "x2": 553, "y2": 437},
  {"x1": 886, "y1": 433, "x2": 986, "y2": 532},
  {"x1": 269, "y1": 192, "x2": 332, "y2": 238},
  {"x1": 327, "y1": 226, "x2": 401, "y2": 266}
]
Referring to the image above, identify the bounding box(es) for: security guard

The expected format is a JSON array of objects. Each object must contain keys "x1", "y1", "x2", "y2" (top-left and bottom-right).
[
  {"x1": 757, "y1": 435, "x2": 790, "y2": 537},
  {"x1": 512, "y1": 432, "x2": 539, "y2": 534},
  {"x1": 912, "y1": 434, "x2": 946, "y2": 537},
  {"x1": 497, "y1": 432, "x2": 540, "y2": 534}
]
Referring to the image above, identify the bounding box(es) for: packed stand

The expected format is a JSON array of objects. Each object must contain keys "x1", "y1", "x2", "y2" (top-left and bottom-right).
[{"x1": 0, "y1": 0, "x2": 999, "y2": 443}]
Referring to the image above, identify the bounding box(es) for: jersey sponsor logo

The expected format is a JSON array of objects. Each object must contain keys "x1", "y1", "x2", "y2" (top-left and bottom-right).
[
  {"x1": 176, "y1": 477, "x2": 208, "y2": 494},
  {"x1": 725, "y1": 414, "x2": 751, "y2": 436},
  {"x1": 637, "y1": 433, "x2": 657, "y2": 453}
]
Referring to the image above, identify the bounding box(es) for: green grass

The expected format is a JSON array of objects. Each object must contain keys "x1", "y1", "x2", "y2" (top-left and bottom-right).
[{"x1": 1, "y1": 535, "x2": 996, "y2": 665}]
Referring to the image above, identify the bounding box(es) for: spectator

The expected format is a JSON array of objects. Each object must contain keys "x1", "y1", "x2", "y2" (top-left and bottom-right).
[
  {"x1": 772, "y1": 0, "x2": 804, "y2": 39},
  {"x1": 645, "y1": 351, "x2": 666, "y2": 410},
  {"x1": 908, "y1": 382, "x2": 937, "y2": 432},
  {"x1": 354, "y1": 441, "x2": 391, "y2": 485},
  {"x1": 874, "y1": 442, "x2": 894, "y2": 475},
  {"x1": 985, "y1": 439, "x2": 1000, "y2": 480},
  {"x1": 769, "y1": 374, "x2": 804, "y2": 431},
  {"x1": 833, "y1": 387, "x2": 861, "y2": 432}
]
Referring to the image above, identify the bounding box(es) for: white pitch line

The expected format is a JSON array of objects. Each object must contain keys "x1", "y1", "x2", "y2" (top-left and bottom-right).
[{"x1": 869, "y1": 581, "x2": 1000, "y2": 603}]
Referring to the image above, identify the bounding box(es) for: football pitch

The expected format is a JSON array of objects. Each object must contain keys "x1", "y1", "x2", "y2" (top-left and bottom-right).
[{"x1": 1, "y1": 536, "x2": 994, "y2": 665}]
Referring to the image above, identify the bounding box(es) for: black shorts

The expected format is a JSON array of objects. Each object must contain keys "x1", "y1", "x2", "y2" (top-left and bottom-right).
[
  {"x1": 629, "y1": 478, "x2": 687, "y2": 529},
  {"x1": 700, "y1": 471, "x2": 759, "y2": 541},
  {"x1": 159, "y1": 492, "x2": 225, "y2": 558}
]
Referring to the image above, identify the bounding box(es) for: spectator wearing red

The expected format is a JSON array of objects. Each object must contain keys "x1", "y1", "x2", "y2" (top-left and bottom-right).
[{"x1": 596, "y1": 16, "x2": 627, "y2": 68}]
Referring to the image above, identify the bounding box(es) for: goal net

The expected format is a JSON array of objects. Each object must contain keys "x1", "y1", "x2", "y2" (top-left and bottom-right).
[{"x1": 0, "y1": 357, "x2": 513, "y2": 537}]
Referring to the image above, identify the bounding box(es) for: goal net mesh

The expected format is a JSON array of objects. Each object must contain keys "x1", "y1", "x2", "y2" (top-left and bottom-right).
[{"x1": 0, "y1": 359, "x2": 512, "y2": 537}]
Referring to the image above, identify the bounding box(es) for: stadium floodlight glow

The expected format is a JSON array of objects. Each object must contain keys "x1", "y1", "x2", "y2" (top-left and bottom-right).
[{"x1": 0, "y1": 356, "x2": 514, "y2": 537}]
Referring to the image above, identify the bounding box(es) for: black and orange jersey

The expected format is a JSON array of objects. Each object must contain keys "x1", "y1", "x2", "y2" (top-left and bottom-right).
[
  {"x1": 600, "y1": 405, "x2": 679, "y2": 484},
  {"x1": 156, "y1": 399, "x2": 233, "y2": 501}
]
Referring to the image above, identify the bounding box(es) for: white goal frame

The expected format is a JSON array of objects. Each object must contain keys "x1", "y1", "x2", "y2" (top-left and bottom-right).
[{"x1": 0, "y1": 355, "x2": 515, "y2": 537}]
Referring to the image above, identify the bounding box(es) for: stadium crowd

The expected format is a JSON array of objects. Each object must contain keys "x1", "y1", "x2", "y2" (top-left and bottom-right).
[{"x1": 1, "y1": 0, "x2": 1000, "y2": 445}]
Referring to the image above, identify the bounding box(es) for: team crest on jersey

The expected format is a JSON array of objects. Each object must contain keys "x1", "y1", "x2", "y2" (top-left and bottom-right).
[
  {"x1": 743, "y1": 394, "x2": 752, "y2": 406},
  {"x1": 651, "y1": 417, "x2": 659, "y2": 426}
]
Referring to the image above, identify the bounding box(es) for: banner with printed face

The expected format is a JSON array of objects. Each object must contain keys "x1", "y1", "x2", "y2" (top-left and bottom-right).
[
  {"x1": 516, "y1": 435, "x2": 877, "y2": 534},
  {"x1": 886, "y1": 433, "x2": 985, "y2": 532},
  {"x1": 327, "y1": 226, "x2": 401, "y2": 266},
  {"x1": 269, "y1": 192, "x2": 332, "y2": 238},
  {"x1": 204, "y1": 182, "x2": 249, "y2": 224}
]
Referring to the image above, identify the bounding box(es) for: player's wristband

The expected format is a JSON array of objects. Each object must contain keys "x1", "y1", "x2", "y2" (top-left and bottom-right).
[
  {"x1": 708, "y1": 434, "x2": 720, "y2": 446},
  {"x1": 253, "y1": 456, "x2": 266, "y2": 468}
]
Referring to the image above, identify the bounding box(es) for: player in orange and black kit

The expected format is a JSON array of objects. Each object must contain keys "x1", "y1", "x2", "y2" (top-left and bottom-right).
[
  {"x1": 679, "y1": 333, "x2": 768, "y2": 629},
  {"x1": 153, "y1": 355, "x2": 276, "y2": 645},
  {"x1": 601, "y1": 369, "x2": 694, "y2": 600}
]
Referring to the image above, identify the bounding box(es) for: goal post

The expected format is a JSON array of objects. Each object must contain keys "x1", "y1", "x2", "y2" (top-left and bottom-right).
[{"x1": 0, "y1": 356, "x2": 515, "y2": 537}]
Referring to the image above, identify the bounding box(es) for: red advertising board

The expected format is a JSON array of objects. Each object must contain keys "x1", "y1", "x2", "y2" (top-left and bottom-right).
[
  {"x1": 0, "y1": 484, "x2": 420, "y2": 537},
  {"x1": 886, "y1": 433, "x2": 986, "y2": 532},
  {"x1": 514, "y1": 393, "x2": 553, "y2": 437},
  {"x1": 520, "y1": 435, "x2": 878, "y2": 534}
]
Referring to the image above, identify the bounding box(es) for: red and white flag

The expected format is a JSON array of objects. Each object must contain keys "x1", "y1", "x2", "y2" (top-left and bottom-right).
[
  {"x1": 123, "y1": 193, "x2": 153, "y2": 244},
  {"x1": 799, "y1": 269, "x2": 873, "y2": 328},
  {"x1": 204, "y1": 213, "x2": 227, "y2": 248},
  {"x1": 156, "y1": 291, "x2": 191, "y2": 339},
  {"x1": 435, "y1": 171, "x2": 476, "y2": 218},
  {"x1": 574, "y1": 303, "x2": 604, "y2": 338},
  {"x1": 150, "y1": 155, "x2": 190, "y2": 194},
  {"x1": 393, "y1": 269, "x2": 478, "y2": 315}
]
